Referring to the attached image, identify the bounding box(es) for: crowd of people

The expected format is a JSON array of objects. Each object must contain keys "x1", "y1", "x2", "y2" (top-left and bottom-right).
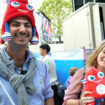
[{"x1": 0, "y1": 0, "x2": 105, "y2": 105}]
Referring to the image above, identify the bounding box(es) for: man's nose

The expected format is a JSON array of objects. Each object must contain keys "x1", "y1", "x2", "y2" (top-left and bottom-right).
[{"x1": 19, "y1": 24, "x2": 26, "y2": 31}]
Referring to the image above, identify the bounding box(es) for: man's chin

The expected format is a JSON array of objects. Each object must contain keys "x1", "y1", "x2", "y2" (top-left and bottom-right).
[
  {"x1": 8, "y1": 40, "x2": 29, "y2": 47},
  {"x1": 10, "y1": 41, "x2": 28, "y2": 46},
  {"x1": 16, "y1": 42, "x2": 28, "y2": 46}
]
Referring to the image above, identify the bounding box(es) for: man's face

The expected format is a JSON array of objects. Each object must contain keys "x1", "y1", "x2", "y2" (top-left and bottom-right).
[
  {"x1": 40, "y1": 48, "x2": 46, "y2": 56},
  {"x1": 9, "y1": 16, "x2": 32, "y2": 46}
]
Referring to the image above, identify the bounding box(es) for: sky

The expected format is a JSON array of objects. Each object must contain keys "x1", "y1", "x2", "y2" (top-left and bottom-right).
[
  {"x1": 0, "y1": 0, "x2": 44, "y2": 27},
  {"x1": 29, "y1": 0, "x2": 44, "y2": 11}
]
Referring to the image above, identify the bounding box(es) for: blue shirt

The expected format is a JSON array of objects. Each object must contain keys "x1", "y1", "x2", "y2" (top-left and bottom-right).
[{"x1": 0, "y1": 47, "x2": 53, "y2": 105}]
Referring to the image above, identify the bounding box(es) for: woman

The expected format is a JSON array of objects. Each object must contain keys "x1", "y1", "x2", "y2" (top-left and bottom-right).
[{"x1": 63, "y1": 40, "x2": 105, "y2": 105}]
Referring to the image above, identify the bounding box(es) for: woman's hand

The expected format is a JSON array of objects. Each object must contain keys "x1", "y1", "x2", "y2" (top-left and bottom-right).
[{"x1": 80, "y1": 91, "x2": 95, "y2": 105}]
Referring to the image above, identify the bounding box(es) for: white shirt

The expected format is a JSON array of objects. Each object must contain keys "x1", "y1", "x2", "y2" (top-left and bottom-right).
[{"x1": 42, "y1": 55, "x2": 57, "y2": 84}]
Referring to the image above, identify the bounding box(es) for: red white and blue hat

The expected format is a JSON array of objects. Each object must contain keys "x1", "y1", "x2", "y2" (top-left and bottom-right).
[{"x1": 0, "y1": 0, "x2": 39, "y2": 45}]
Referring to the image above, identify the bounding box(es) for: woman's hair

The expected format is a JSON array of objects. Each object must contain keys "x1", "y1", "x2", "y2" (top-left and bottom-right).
[
  {"x1": 69, "y1": 67, "x2": 78, "y2": 76},
  {"x1": 86, "y1": 40, "x2": 105, "y2": 68}
]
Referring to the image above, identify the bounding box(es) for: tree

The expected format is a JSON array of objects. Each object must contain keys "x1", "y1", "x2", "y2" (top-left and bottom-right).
[{"x1": 38, "y1": 0, "x2": 72, "y2": 36}]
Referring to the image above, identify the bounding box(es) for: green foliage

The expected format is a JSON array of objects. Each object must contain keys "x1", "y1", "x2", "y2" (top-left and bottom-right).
[{"x1": 38, "y1": 0, "x2": 72, "y2": 36}]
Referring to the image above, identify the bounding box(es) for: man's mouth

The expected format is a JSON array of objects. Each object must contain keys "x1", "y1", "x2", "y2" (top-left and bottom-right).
[
  {"x1": 16, "y1": 35, "x2": 27, "y2": 38},
  {"x1": 14, "y1": 33, "x2": 28, "y2": 38}
]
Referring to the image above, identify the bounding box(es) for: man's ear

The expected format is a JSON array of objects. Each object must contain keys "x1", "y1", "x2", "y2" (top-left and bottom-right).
[{"x1": 44, "y1": 49, "x2": 47, "y2": 53}]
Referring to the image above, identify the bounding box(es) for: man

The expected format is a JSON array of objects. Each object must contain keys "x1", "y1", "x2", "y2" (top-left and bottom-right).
[
  {"x1": 40, "y1": 44, "x2": 60, "y2": 105},
  {"x1": 40, "y1": 44, "x2": 57, "y2": 84},
  {"x1": 0, "y1": 0, "x2": 54, "y2": 105}
]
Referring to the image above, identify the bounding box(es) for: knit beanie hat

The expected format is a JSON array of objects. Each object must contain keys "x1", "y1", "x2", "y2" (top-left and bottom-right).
[{"x1": 0, "y1": 0, "x2": 39, "y2": 45}]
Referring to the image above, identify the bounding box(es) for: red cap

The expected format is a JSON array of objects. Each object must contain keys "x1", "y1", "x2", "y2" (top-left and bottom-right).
[{"x1": 0, "y1": 0, "x2": 39, "y2": 44}]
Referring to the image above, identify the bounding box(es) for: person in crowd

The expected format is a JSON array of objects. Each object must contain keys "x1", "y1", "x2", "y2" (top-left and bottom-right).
[
  {"x1": 40, "y1": 44, "x2": 59, "y2": 105},
  {"x1": 0, "y1": 0, "x2": 54, "y2": 105},
  {"x1": 63, "y1": 40, "x2": 105, "y2": 105},
  {"x1": 40, "y1": 44, "x2": 57, "y2": 84},
  {"x1": 65, "y1": 67, "x2": 78, "y2": 89}
]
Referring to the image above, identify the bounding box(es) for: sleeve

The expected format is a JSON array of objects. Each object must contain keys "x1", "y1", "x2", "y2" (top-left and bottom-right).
[
  {"x1": 43, "y1": 64, "x2": 54, "y2": 100},
  {"x1": 65, "y1": 76, "x2": 72, "y2": 88},
  {"x1": 63, "y1": 69, "x2": 84, "y2": 105},
  {"x1": 43, "y1": 59, "x2": 50, "y2": 73}
]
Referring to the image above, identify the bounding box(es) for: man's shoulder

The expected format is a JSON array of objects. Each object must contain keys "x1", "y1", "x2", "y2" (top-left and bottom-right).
[
  {"x1": 35, "y1": 59, "x2": 49, "y2": 77},
  {"x1": 36, "y1": 59, "x2": 47, "y2": 70},
  {"x1": 44, "y1": 55, "x2": 54, "y2": 62},
  {"x1": 36, "y1": 59, "x2": 46, "y2": 65},
  {"x1": 27, "y1": 50, "x2": 46, "y2": 66}
]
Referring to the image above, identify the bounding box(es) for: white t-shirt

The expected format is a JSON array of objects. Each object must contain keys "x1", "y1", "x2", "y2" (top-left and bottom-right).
[{"x1": 42, "y1": 55, "x2": 57, "y2": 84}]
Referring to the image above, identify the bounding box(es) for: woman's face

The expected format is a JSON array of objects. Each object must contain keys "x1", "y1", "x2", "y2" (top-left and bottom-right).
[{"x1": 97, "y1": 47, "x2": 105, "y2": 72}]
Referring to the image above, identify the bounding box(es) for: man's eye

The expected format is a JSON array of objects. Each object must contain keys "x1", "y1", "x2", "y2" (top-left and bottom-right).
[
  {"x1": 11, "y1": 23, "x2": 19, "y2": 27},
  {"x1": 10, "y1": 23, "x2": 19, "y2": 27},
  {"x1": 25, "y1": 24, "x2": 32, "y2": 28}
]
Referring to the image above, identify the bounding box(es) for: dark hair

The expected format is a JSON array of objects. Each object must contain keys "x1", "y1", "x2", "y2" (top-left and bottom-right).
[{"x1": 40, "y1": 44, "x2": 50, "y2": 53}]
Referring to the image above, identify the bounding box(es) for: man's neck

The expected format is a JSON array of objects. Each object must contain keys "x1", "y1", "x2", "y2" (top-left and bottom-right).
[
  {"x1": 6, "y1": 45, "x2": 27, "y2": 68},
  {"x1": 43, "y1": 53, "x2": 48, "y2": 57}
]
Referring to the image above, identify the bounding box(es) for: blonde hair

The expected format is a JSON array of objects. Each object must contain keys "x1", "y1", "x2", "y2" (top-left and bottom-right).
[{"x1": 86, "y1": 40, "x2": 105, "y2": 68}]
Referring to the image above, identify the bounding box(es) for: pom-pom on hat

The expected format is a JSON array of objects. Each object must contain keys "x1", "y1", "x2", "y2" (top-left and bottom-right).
[{"x1": 0, "y1": 0, "x2": 39, "y2": 45}]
